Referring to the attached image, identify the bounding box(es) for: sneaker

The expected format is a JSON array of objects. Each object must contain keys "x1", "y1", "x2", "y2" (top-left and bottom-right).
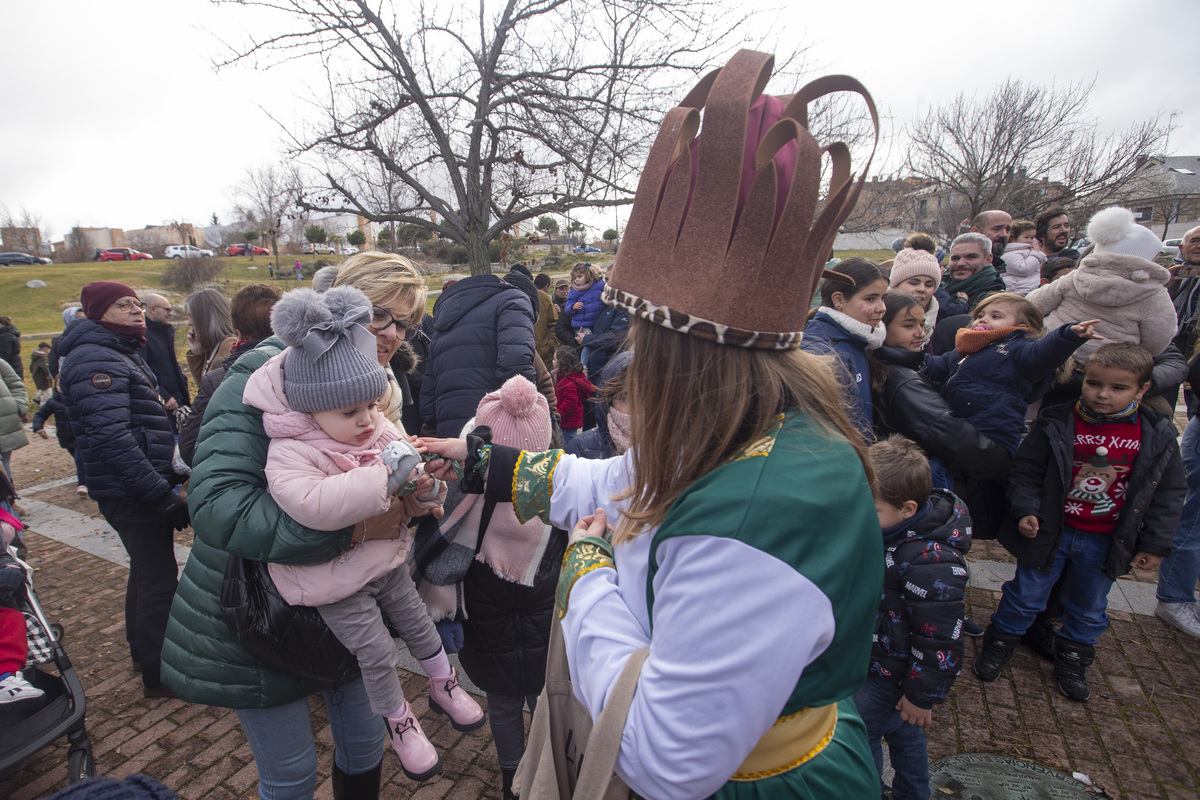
[
  {"x1": 76, "y1": 485, "x2": 88, "y2": 497},
  {"x1": 1155, "y1": 600, "x2": 1200, "y2": 639},
  {"x1": 428, "y1": 670, "x2": 486, "y2": 732},
  {"x1": 0, "y1": 672, "x2": 45, "y2": 706},
  {"x1": 386, "y1": 703, "x2": 442, "y2": 782},
  {"x1": 962, "y1": 618, "x2": 984, "y2": 637}
]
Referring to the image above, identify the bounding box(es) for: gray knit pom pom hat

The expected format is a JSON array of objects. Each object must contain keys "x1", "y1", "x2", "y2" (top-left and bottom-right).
[{"x1": 270, "y1": 286, "x2": 387, "y2": 413}]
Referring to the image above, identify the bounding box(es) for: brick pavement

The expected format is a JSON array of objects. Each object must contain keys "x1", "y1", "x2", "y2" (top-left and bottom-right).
[{"x1": 3, "y1": 432, "x2": 1200, "y2": 799}]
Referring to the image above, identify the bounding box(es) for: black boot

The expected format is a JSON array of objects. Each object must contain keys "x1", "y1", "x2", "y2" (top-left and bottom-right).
[
  {"x1": 332, "y1": 761, "x2": 382, "y2": 800},
  {"x1": 502, "y1": 766, "x2": 518, "y2": 800},
  {"x1": 1020, "y1": 616, "x2": 1058, "y2": 663},
  {"x1": 973, "y1": 626, "x2": 1021, "y2": 682},
  {"x1": 1054, "y1": 636, "x2": 1095, "y2": 702}
]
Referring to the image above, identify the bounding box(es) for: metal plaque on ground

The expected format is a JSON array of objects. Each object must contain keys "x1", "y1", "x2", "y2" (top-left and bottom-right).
[{"x1": 929, "y1": 754, "x2": 1103, "y2": 799}]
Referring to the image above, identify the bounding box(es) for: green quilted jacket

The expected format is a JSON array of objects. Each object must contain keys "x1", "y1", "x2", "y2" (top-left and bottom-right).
[{"x1": 160, "y1": 338, "x2": 356, "y2": 708}]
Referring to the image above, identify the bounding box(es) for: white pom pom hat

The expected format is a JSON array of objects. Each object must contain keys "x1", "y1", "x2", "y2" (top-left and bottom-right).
[{"x1": 1086, "y1": 207, "x2": 1163, "y2": 262}]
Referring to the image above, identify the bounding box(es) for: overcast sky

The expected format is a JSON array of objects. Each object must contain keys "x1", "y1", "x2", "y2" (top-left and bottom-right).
[{"x1": 3, "y1": 0, "x2": 1197, "y2": 242}]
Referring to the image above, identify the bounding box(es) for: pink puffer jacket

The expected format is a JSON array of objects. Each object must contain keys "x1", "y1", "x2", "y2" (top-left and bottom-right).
[{"x1": 243, "y1": 353, "x2": 411, "y2": 606}]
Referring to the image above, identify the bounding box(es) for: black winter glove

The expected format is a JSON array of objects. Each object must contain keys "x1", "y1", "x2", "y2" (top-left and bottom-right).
[{"x1": 154, "y1": 492, "x2": 191, "y2": 531}]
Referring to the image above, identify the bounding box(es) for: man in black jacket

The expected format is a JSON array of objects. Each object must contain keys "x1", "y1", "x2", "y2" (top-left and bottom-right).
[{"x1": 140, "y1": 293, "x2": 190, "y2": 428}]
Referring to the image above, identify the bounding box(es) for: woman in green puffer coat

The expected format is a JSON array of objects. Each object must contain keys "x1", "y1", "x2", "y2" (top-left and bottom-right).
[
  {"x1": 161, "y1": 254, "x2": 437, "y2": 800},
  {"x1": 0, "y1": 358, "x2": 29, "y2": 482}
]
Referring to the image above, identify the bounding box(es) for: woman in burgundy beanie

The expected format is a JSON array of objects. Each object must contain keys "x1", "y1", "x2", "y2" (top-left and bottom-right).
[{"x1": 56, "y1": 280, "x2": 188, "y2": 697}]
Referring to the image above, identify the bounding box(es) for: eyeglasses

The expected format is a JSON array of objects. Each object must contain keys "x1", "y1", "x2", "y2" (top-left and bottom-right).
[
  {"x1": 113, "y1": 300, "x2": 146, "y2": 312},
  {"x1": 368, "y1": 305, "x2": 419, "y2": 337}
]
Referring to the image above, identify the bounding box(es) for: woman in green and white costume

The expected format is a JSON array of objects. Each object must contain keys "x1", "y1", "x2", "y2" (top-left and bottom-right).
[{"x1": 422, "y1": 50, "x2": 884, "y2": 799}]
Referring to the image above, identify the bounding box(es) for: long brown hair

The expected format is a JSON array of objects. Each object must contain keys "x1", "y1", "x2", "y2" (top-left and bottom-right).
[{"x1": 613, "y1": 317, "x2": 871, "y2": 544}]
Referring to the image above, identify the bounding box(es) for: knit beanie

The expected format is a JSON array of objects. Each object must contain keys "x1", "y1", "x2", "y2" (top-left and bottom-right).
[
  {"x1": 1087, "y1": 207, "x2": 1163, "y2": 262},
  {"x1": 270, "y1": 286, "x2": 387, "y2": 413},
  {"x1": 81, "y1": 282, "x2": 138, "y2": 321},
  {"x1": 888, "y1": 248, "x2": 942, "y2": 290},
  {"x1": 475, "y1": 376, "x2": 551, "y2": 450}
]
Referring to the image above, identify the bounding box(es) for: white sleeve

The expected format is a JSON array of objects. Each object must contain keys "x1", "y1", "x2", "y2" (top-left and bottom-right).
[
  {"x1": 546, "y1": 450, "x2": 632, "y2": 529},
  {"x1": 561, "y1": 534, "x2": 836, "y2": 800}
]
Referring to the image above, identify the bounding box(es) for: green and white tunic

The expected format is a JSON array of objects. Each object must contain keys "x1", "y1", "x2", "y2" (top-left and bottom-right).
[{"x1": 512, "y1": 412, "x2": 884, "y2": 799}]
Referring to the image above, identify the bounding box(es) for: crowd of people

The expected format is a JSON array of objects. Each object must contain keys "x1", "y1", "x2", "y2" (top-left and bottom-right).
[{"x1": 2, "y1": 49, "x2": 1200, "y2": 800}]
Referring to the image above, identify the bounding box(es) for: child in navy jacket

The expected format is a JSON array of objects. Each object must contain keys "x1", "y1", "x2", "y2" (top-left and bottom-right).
[
  {"x1": 857, "y1": 435, "x2": 971, "y2": 800},
  {"x1": 924, "y1": 292, "x2": 1100, "y2": 455}
]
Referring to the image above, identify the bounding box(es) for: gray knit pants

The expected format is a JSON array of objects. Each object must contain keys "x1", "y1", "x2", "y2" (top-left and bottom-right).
[{"x1": 317, "y1": 566, "x2": 443, "y2": 716}]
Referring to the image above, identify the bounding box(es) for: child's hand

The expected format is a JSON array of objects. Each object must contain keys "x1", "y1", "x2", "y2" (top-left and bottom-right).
[
  {"x1": 896, "y1": 696, "x2": 933, "y2": 727},
  {"x1": 1018, "y1": 515, "x2": 1039, "y2": 538},
  {"x1": 570, "y1": 507, "x2": 612, "y2": 545},
  {"x1": 956, "y1": 292, "x2": 968, "y2": 301},
  {"x1": 413, "y1": 437, "x2": 468, "y2": 480},
  {"x1": 1130, "y1": 551, "x2": 1162, "y2": 571},
  {"x1": 37, "y1": 429, "x2": 49, "y2": 440},
  {"x1": 1070, "y1": 319, "x2": 1104, "y2": 340},
  {"x1": 573, "y1": 302, "x2": 584, "y2": 311}
]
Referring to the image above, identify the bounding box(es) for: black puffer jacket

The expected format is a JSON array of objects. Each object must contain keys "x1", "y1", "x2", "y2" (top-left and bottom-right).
[
  {"x1": 420, "y1": 274, "x2": 536, "y2": 437},
  {"x1": 32, "y1": 393, "x2": 76, "y2": 451},
  {"x1": 870, "y1": 490, "x2": 971, "y2": 709},
  {"x1": 579, "y1": 301, "x2": 631, "y2": 378},
  {"x1": 873, "y1": 345, "x2": 1010, "y2": 481},
  {"x1": 459, "y1": 530, "x2": 567, "y2": 696},
  {"x1": 0, "y1": 323, "x2": 22, "y2": 378},
  {"x1": 999, "y1": 402, "x2": 1186, "y2": 579},
  {"x1": 57, "y1": 320, "x2": 176, "y2": 502}
]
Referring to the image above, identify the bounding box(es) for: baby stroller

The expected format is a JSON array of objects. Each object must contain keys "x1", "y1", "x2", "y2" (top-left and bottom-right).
[{"x1": 0, "y1": 469, "x2": 95, "y2": 786}]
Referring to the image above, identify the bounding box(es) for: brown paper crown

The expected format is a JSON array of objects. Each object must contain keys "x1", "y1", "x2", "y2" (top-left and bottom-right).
[{"x1": 605, "y1": 49, "x2": 879, "y2": 349}]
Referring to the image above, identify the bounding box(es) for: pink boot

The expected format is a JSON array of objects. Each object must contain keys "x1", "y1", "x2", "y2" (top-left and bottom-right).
[
  {"x1": 385, "y1": 702, "x2": 442, "y2": 782},
  {"x1": 428, "y1": 669, "x2": 486, "y2": 732}
]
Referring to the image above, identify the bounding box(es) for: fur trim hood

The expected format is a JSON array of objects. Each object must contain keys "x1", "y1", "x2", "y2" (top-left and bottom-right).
[{"x1": 1063, "y1": 252, "x2": 1171, "y2": 306}]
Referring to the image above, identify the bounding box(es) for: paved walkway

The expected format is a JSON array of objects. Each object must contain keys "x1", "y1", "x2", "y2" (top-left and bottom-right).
[{"x1": 2, "y1": 433, "x2": 1199, "y2": 798}]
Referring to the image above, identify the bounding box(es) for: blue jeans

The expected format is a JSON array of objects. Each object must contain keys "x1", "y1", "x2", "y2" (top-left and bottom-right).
[
  {"x1": 853, "y1": 676, "x2": 929, "y2": 800},
  {"x1": 991, "y1": 527, "x2": 1114, "y2": 645},
  {"x1": 928, "y1": 457, "x2": 953, "y2": 491},
  {"x1": 1158, "y1": 415, "x2": 1200, "y2": 604},
  {"x1": 235, "y1": 676, "x2": 385, "y2": 800}
]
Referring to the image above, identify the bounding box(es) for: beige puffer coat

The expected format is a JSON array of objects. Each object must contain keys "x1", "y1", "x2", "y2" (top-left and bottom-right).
[{"x1": 1025, "y1": 252, "x2": 1176, "y2": 360}]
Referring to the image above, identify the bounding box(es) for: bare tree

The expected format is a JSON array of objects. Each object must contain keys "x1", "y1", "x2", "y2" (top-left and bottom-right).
[
  {"x1": 905, "y1": 78, "x2": 1170, "y2": 221},
  {"x1": 215, "y1": 0, "x2": 803, "y2": 274},
  {"x1": 64, "y1": 226, "x2": 95, "y2": 264},
  {"x1": 233, "y1": 165, "x2": 298, "y2": 273},
  {"x1": 0, "y1": 205, "x2": 46, "y2": 254}
]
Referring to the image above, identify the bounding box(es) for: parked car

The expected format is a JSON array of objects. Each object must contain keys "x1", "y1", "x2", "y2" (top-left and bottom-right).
[
  {"x1": 338, "y1": 245, "x2": 359, "y2": 255},
  {"x1": 97, "y1": 247, "x2": 153, "y2": 262},
  {"x1": 0, "y1": 252, "x2": 52, "y2": 266},
  {"x1": 1162, "y1": 238, "x2": 1183, "y2": 259},
  {"x1": 226, "y1": 243, "x2": 271, "y2": 256},
  {"x1": 164, "y1": 244, "x2": 214, "y2": 259},
  {"x1": 302, "y1": 243, "x2": 336, "y2": 255}
]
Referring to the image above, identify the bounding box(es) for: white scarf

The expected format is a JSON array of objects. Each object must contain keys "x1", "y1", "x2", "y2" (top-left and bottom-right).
[{"x1": 818, "y1": 306, "x2": 887, "y2": 351}]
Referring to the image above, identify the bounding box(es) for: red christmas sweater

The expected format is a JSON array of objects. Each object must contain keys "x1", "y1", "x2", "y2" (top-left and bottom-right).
[{"x1": 1064, "y1": 411, "x2": 1141, "y2": 534}]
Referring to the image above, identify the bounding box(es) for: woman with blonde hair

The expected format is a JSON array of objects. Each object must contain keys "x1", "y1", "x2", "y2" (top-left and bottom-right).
[
  {"x1": 163, "y1": 251, "x2": 447, "y2": 800},
  {"x1": 420, "y1": 51, "x2": 885, "y2": 799}
]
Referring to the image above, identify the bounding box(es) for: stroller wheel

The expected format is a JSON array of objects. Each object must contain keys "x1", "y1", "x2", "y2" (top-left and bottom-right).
[
  {"x1": 68, "y1": 745, "x2": 95, "y2": 785},
  {"x1": 51, "y1": 623, "x2": 64, "y2": 642}
]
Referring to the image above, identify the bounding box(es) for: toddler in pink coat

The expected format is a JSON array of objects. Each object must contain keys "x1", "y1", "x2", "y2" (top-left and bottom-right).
[{"x1": 241, "y1": 286, "x2": 483, "y2": 782}]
